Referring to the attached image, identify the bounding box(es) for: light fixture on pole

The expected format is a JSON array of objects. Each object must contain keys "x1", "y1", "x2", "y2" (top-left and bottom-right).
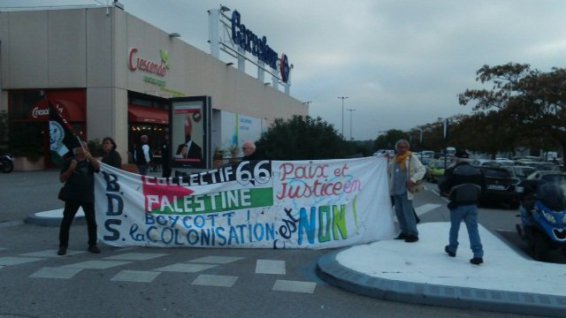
[
  {"x1": 337, "y1": 96, "x2": 349, "y2": 136},
  {"x1": 347, "y1": 108, "x2": 356, "y2": 140}
]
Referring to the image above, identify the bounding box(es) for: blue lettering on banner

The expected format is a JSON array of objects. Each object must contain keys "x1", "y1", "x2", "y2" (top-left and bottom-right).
[
  {"x1": 128, "y1": 220, "x2": 276, "y2": 247},
  {"x1": 102, "y1": 171, "x2": 124, "y2": 241}
]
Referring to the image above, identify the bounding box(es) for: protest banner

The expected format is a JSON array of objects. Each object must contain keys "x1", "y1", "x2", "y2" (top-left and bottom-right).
[{"x1": 94, "y1": 156, "x2": 395, "y2": 249}]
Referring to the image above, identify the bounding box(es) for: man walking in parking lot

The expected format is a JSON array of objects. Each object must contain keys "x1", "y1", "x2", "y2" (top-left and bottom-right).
[{"x1": 439, "y1": 150, "x2": 485, "y2": 265}]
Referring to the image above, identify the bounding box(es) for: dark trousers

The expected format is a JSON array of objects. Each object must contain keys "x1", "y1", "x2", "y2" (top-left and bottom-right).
[
  {"x1": 162, "y1": 164, "x2": 171, "y2": 178},
  {"x1": 59, "y1": 201, "x2": 97, "y2": 248}
]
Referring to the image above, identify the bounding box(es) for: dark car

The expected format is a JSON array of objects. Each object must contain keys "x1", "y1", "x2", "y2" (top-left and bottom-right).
[{"x1": 480, "y1": 166, "x2": 520, "y2": 209}]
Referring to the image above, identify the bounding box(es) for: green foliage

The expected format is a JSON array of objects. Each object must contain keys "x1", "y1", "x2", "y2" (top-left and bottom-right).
[
  {"x1": 458, "y1": 63, "x2": 566, "y2": 160},
  {"x1": 373, "y1": 129, "x2": 408, "y2": 151},
  {"x1": 256, "y1": 115, "x2": 355, "y2": 160}
]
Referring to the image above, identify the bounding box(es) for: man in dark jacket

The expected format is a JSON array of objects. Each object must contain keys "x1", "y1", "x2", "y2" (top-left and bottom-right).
[
  {"x1": 438, "y1": 150, "x2": 485, "y2": 265},
  {"x1": 242, "y1": 140, "x2": 260, "y2": 161},
  {"x1": 57, "y1": 142, "x2": 101, "y2": 255}
]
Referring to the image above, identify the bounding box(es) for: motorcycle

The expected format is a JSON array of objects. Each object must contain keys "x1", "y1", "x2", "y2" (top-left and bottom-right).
[
  {"x1": 0, "y1": 153, "x2": 14, "y2": 173},
  {"x1": 516, "y1": 179, "x2": 566, "y2": 261}
]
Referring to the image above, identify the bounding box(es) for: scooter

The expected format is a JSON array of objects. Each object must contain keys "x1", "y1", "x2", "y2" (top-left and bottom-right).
[
  {"x1": 516, "y1": 180, "x2": 566, "y2": 261},
  {"x1": 0, "y1": 153, "x2": 14, "y2": 173}
]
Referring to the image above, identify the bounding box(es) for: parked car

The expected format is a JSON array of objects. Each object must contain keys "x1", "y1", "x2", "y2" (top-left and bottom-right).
[
  {"x1": 471, "y1": 159, "x2": 501, "y2": 167},
  {"x1": 500, "y1": 165, "x2": 536, "y2": 182},
  {"x1": 479, "y1": 166, "x2": 520, "y2": 209},
  {"x1": 426, "y1": 159, "x2": 445, "y2": 183}
]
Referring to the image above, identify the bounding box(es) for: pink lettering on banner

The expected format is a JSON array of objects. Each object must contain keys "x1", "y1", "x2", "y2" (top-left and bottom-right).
[
  {"x1": 279, "y1": 163, "x2": 329, "y2": 181},
  {"x1": 275, "y1": 162, "x2": 362, "y2": 200}
]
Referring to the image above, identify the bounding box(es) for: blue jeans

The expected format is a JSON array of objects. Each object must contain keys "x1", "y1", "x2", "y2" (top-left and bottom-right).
[
  {"x1": 393, "y1": 194, "x2": 418, "y2": 237},
  {"x1": 447, "y1": 204, "x2": 483, "y2": 258}
]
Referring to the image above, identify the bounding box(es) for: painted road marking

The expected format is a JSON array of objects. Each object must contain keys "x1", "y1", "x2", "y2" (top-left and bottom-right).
[
  {"x1": 62, "y1": 260, "x2": 130, "y2": 269},
  {"x1": 21, "y1": 249, "x2": 85, "y2": 258},
  {"x1": 104, "y1": 252, "x2": 167, "y2": 261},
  {"x1": 30, "y1": 266, "x2": 82, "y2": 279},
  {"x1": 155, "y1": 263, "x2": 217, "y2": 273},
  {"x1": 272, "y1": 279, "x2": 316, "y2": 294},
  {"x1": 192, "y1": 274, "x2": 238, "y2": 287},
  {"x1": 415, "y1": 203, "x2": 442, "y2": 216},
  {"x1": 0, "y1": 256, "x2": 43, "y2": 266},
  {"x1": 189, "y1": 255, "x2": 244, "y2": 264},
  {"x1": 256, "y1": 259, "x2": 286, "y2": 275},
  {"x1": 111, "y1": 270, "x2": 161, "y2": 283}
]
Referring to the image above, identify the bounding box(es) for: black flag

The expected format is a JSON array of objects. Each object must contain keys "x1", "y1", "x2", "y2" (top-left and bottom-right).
[{"x1": 49, "y1": 102, "x2": 81, "y2": 165}]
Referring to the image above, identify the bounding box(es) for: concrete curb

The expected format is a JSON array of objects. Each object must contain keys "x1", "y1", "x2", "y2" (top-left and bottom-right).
[
  {"x1": 316, "y1": 250, "x2": 566, "y2": 318},
  {"x1": 23, "y1": 208, "x2": 85, "y2": 227}
]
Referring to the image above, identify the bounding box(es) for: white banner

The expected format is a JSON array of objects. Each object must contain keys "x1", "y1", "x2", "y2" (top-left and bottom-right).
[{"x1": 94, "y1": 156, "x2": 395, "y2": 249}]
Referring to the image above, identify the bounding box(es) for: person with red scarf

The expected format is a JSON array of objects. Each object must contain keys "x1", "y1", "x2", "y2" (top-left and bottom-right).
[{"x1": 388, "y1": 139, "x2": 426, "y2": 242}]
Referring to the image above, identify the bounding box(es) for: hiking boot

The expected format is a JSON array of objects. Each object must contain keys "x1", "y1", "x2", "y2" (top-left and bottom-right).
[
  {"x1": 470, "y1": 257, "x2": 483, "y2": 265},
  {"x1": 395, "y1": 233, "x2": 407, "y2": 240},
  {"x1": 404, "y1": 235, "x2": 419, "y2": 243},
  {"x1": 444, "y1": 246, "x2": 456, "y2": 257}
]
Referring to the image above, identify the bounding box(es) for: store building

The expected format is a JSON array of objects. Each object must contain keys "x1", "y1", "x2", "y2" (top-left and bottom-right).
[{"x1": 0, "y1": 5, "x2": 307, "y2": 170}]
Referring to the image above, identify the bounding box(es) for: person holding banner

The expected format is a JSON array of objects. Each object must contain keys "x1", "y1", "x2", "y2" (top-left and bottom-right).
[
  {"x1": 388, "y1": 139, "x2": 426, "y2": 243},
  {"x1": 101, "y1": 137, "x2": 122, "y2": 169},
  {"x1": 57, "y1": 142, "x2": 101, "y2": 255}
]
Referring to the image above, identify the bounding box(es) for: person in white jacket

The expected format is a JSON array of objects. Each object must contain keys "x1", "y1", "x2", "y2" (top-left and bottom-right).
[{"x1": 388, "y1": 139, "x2": 426, "y2": 242}]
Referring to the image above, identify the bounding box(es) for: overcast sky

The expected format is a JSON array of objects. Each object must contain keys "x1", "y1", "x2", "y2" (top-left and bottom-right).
[{"x1": 3, "y1": 0, "x2": 566, "y2": 140}]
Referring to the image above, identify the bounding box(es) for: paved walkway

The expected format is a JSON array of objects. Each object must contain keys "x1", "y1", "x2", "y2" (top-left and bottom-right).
[{"x1": 317, "y1": 222, "x2": 566, "y2": 317}]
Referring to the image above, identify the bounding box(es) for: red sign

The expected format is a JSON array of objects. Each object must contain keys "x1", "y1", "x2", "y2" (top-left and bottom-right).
[{"x1": 128, "y1": 48, "x2": 167, "y2": 77}]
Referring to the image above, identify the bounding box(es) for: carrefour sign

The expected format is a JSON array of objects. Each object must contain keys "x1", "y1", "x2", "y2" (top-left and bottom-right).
[{"x1": 231, "y1": 10, "x2": 290, "y2": 83}]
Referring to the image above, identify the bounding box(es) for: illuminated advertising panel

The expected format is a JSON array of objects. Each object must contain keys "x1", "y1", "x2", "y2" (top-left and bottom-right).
[{"x1": 170, "y1": 96, "x2": 211, "y2": 169}]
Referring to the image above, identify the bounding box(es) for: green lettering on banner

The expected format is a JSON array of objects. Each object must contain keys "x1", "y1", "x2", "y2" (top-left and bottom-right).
[{"x1": 148, "y1": 188, "x2": 274, "y2": 215}]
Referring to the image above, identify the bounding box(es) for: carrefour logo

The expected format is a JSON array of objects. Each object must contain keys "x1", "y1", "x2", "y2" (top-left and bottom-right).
[
  {"x1": 231, "y1": 10, "x2": 285, "y2": 74},
  {"x1": 279, "y1": 54, "x2": 290, "y2": 83}
]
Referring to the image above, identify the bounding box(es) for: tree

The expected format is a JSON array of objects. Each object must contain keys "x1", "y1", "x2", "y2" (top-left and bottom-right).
[
  {"x1": 459, "y1": 63, "x2": 566, "y2": 165},
  {"x1": 256, "y1": 115, "x2": 355, "y2": 160},
  {"x1": 373, "y1": 129, "x2": 408, "y2": 151}
]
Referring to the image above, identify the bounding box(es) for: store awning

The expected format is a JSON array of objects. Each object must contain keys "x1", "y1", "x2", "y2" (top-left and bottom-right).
[{"x1": 128, "y1": 105, "x2": 169, "y2": 124}]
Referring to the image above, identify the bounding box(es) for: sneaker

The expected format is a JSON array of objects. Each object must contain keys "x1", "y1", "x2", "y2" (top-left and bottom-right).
[
  {"x1": 444, "y1": 246, "x2": 456, "y2": 257},
  {"x1": 470, "y1": 257, "x2": 483, "y2": 265},
  {"x1": 395, "y1": 233, "x2": 407, "y2": 240},
  {"x1": 404, "y1": 235, "x2": 419, "y2": 243},
  {"x1": 57, "y1": 247, "x2": 67, "y2": 256},
  {"x1": 88, "y1": 246, "x2": 101, "y2": 254}
]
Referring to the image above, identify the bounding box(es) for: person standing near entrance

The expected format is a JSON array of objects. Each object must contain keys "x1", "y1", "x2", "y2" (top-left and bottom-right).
[
  {"x1": 161, "y1": 134, "x2": 171, "y2": 178},
  {"x1": 439, "y1": 150, "x2": 485, "y2": 265},
  {"x1": 388, "y1": 139, "x2": 426, "y2": 243},
  {"x1": 134, "y1": 134, "x2": 151, "y2": 175},
  {"x1": 57, "y1": 142, "x2": 101, "y2": 255},
  {"x1": 101, "y1": 137, "x2": 122, "y2": 169}
]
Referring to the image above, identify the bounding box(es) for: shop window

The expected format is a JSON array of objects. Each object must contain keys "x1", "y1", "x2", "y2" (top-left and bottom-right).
[{"x1": 9, "y1": 90, "x2": 44, "y2": 119}]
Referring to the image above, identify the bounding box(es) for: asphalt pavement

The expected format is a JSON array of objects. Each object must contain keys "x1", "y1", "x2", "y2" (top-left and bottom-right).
[{"x1": 2, "y1": 169, "x2": 566, "y2": 317}]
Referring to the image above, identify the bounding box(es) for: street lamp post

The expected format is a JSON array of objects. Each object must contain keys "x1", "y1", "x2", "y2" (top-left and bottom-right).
[
  {"x1": 337, "y1": 96, "x2": 349, "y2": 136},
  {"x1": 347, "y1": 108, "x2": 356, "y2": 140}
]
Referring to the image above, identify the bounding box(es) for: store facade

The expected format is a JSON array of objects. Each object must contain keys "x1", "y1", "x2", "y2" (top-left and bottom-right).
[{"x1": 0, "y1": 6, "x2": 307, "y2": 169}]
